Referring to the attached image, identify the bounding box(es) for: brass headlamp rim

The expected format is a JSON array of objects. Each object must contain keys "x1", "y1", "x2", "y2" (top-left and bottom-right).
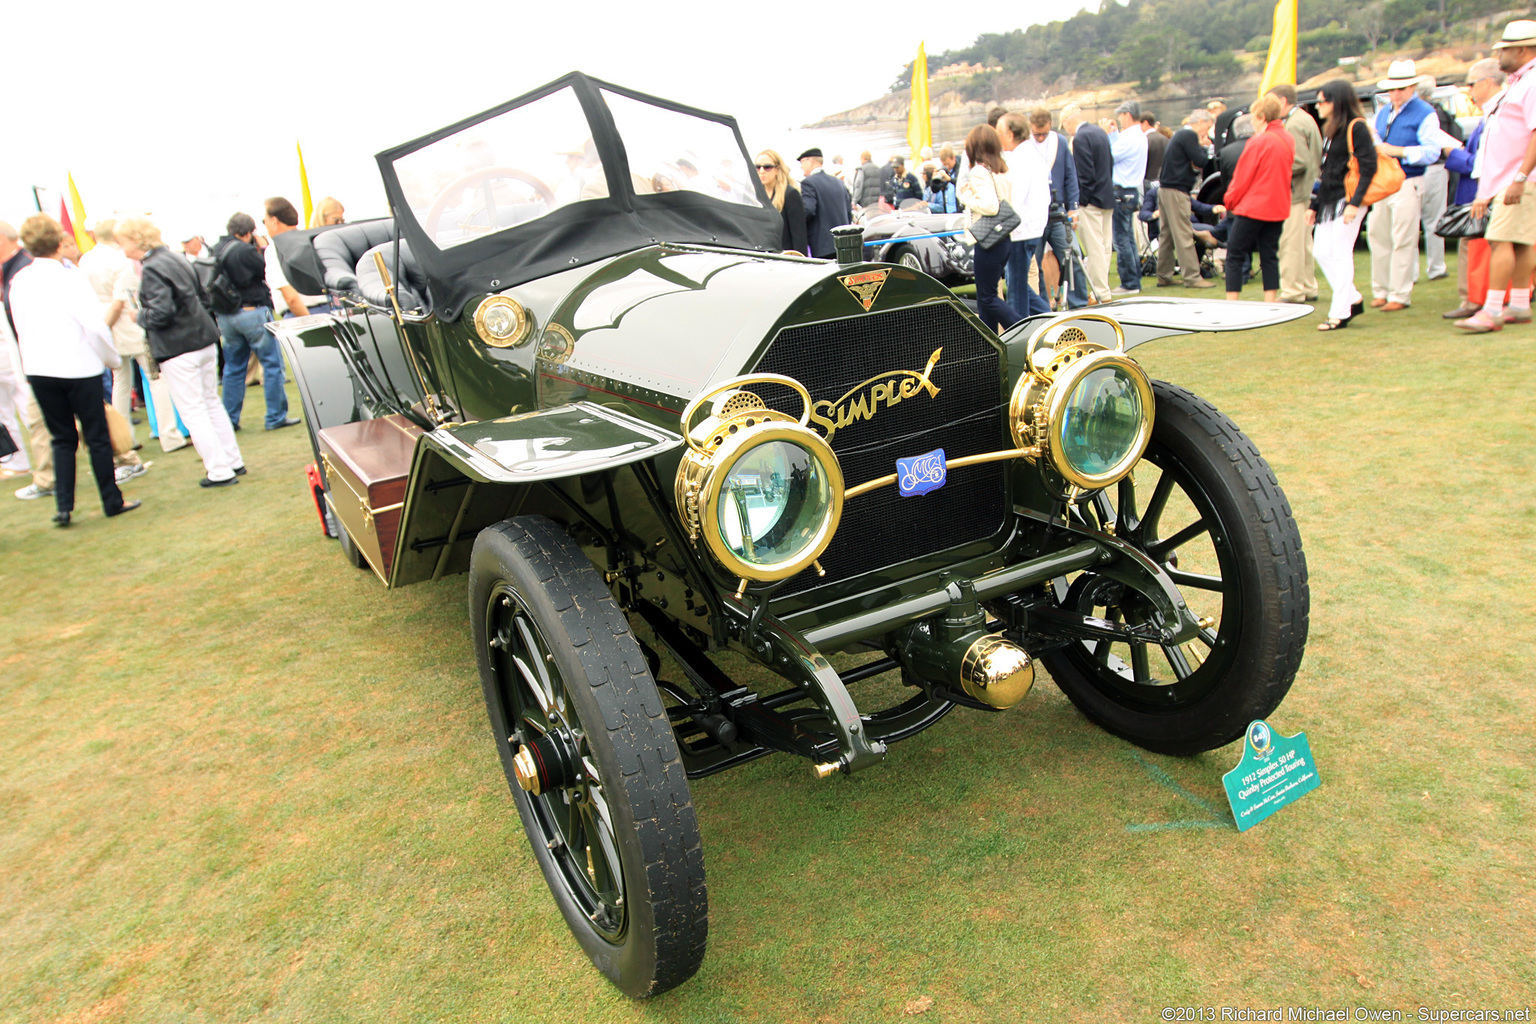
[
  {"x1": 473, "y1": 295, "x2": 531, "y2": 348},
  {"x1": 680, "y1": 373, "x2": 814, "y2": 453},
  {"x1": 1023, "y1": 311, "x2": 1128, "y2": 372},
  {"x1": 683, "y1": 420, "x2": 845, "y2": 582},
  {"x1": 1041, "y1": 350, "x2": 1155, "y2": 490}
]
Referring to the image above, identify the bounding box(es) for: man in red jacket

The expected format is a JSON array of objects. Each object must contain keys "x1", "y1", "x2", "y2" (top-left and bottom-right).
[{"x1": 1221, "y1": 94, "x2": 1296, "y2": 301}]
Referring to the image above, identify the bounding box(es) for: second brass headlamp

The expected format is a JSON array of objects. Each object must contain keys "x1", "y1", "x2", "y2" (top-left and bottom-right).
[{"x1": 1009, "y1": 314, "x2": 1155, "y2": 492}]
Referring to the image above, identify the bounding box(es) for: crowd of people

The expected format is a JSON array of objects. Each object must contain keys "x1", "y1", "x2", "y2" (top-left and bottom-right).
[
  {"x1": 10, "y1": 22, "x2": 1536, "y2": 525},
  {"x1": 0, "y1": 194, "x2": 346, "y2": 526},
  {"x1": 775, "y1": 17, "x2": 1536, "y2": 338}
]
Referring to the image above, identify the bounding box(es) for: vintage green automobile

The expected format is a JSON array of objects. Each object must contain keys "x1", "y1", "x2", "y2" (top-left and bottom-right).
[{"x1": 270, "y1": 73, "x2": 1310, "y2": 996}]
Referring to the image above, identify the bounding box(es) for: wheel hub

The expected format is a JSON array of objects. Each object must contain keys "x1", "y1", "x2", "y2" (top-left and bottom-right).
[{"x1": 511, "y1": 732, "x2": 581, "y2": 795}]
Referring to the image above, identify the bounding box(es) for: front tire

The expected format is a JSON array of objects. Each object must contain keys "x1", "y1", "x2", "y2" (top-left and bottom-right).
[
  {"x1": 470, "y1": 516, "x2": 707, "y2": 997},
  {"x1": 1040, "y1": 381, "x2": 1309, "y2": 754},
  {"x1": 892, "y1": 244, "x2": 924, "y2": 273}
]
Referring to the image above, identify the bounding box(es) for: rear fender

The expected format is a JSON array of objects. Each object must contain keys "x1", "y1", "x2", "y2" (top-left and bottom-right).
[
  {"x1": 269, "y1": 314, "x2": 370, "y2": 466},
  {"x1": 389, "y1": 402, "x2": 683, "y2": 587}
]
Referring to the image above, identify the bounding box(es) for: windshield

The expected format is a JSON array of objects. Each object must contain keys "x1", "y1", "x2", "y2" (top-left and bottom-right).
[
  {"x1": 394, "y1": 86, "x2": 763, "y2": 251},
  {"x1": 600, "y1": 90, "x2": 761, "y2": 207}
]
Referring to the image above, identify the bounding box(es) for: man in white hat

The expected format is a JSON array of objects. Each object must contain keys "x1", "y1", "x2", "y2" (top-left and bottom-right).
[
  {"x1": 1368, "y1": 59, "x2": 1459, "y2": 311},
  {"x1": 1459, "y1": 20, "x2": 1536, "y2": 333}
]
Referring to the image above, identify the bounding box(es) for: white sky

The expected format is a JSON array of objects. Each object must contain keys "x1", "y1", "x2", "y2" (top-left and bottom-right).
[{"x1": 3, "y1": 0, "x2": 1091, "y2": 240}]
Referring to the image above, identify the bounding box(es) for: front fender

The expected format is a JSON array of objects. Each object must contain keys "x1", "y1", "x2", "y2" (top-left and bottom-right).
[
  {"x1": 389, "y1": 402, "x2": 682, "y2": 587},
  {"x1": 999, "y1": 298, "x2": 1313, "y2": 387}
]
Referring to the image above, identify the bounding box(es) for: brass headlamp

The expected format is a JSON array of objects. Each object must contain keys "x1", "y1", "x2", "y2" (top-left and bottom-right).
[
  {"x1": 675, "y1": 374, "x2": 844, "y2": 584},
  {"x1": 1009, "y1": 313, "x2": 1155, "y2": 492}
]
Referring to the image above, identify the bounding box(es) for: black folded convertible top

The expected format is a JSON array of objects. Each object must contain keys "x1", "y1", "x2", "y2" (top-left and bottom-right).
[{"x1": 375, "y1": 72, "x2": 782, "y2": 322}]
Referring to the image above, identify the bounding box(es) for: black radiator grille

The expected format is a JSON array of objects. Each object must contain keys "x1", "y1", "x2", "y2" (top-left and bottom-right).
[{"x1": 754, "y1": 302, "x2": 1009, "y2": 597}]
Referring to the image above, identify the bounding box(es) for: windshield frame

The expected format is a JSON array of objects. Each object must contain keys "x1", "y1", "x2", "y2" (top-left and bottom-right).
[{"x1": 375, "y1": 72, "x2": 781, "y2": 322}]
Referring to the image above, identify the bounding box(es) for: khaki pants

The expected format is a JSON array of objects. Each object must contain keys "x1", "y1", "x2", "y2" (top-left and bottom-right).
[
  {"x1": 1457, "y1": 237, "x2": 1469, "y2": 305},
  {"x1": 112, "y1": 353, "x2": 186, "y2": 453},
  {"x1": 1076, "y1": 205, "x2": 1113, "y2": 301},
  {"x1": 1368, "y1": 176, "x2": 1424, "y2": 304},
  {"x1": 1420, "y1": 163, "x2": 1448, "y2": 278},
  {"x1": 1156, "y1": 188, "x2": 1202, "y2": 285},
  {"x1": 1278, "y1": 201, "x2": 1317, "y2": 302}
]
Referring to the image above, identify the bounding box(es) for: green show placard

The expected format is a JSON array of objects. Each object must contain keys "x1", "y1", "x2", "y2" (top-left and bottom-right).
[{"x1": 1223, "y1": 720, "x2": 1320, "y2": 832}]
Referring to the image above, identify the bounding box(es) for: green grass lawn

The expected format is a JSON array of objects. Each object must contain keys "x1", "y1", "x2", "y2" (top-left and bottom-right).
[{"x1": 2, "y1": 256, "x2": 1532, "y2": 1023}]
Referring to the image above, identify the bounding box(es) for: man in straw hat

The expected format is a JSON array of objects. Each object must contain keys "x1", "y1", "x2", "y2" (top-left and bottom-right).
[
  {"x1": 1458, "y1": 20, "x2": 1536, "y2": 333},
  {"x1": 1369, "y1": 60, "x2": 1460, "y2": 311}
]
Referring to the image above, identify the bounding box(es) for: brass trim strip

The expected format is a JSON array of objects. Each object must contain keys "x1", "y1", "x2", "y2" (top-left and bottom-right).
[{"x1": 844, "y1": 447, "x2": 1039, "y2": 500}]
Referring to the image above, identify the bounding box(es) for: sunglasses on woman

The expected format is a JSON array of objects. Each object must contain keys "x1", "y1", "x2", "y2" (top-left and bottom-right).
[{"x1": 755, "y1": 163, "x2": 777, "y2": 171}]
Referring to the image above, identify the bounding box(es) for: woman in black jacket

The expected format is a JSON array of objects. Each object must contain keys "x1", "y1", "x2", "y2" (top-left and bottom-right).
[
  {"x1": 115, "y1": 216, "x2": 246, "y2": 487},
  {"x1": 755, "y1": 150, "x2": 808, "y2": 255},
  {"x1": 1307, "y1": 80, "x2": 1377, "y2": 330}
]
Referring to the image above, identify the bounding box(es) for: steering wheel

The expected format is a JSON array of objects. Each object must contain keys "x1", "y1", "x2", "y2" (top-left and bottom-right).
[{"x1": 423, "y1": 166, "x2": 557, "y2": 242}]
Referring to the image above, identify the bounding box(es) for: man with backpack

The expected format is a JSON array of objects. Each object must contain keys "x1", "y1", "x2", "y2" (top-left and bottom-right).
[{"x1": 208, "y1": 213, "x2": 298, "y2": 431}]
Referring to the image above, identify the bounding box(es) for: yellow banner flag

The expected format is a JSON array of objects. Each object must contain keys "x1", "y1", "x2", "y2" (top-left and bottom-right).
[
  {"x1": 298, "y1": 142, "x2": 314, "y2": 229},
  {"x1": 1257, "y1": 0, "x2": 1298, "y2": 104},
  {"x1": 67, "y1": 173, "x2": 94, "y2": 253},
  {"x1": 908, "y1": 42, "x2": 931, "y2": 159}
]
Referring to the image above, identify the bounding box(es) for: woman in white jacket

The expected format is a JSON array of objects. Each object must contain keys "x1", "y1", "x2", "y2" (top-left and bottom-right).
[
  {"x1": 957, "y1": 124, "x2": 1021, "y2": 332},
  {"x1": 8, "y1": 215, "x2": 139, "y2": 526}
]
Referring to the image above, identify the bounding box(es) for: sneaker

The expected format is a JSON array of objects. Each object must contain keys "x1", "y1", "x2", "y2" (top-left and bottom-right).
[
  {"x1": 1110, "y1": 286, "x2": 1140, "y2": 296},
  {"x1": 15, "y1": 483, "x2": 52, "y2": 500},
  {"x1": 199, "y1": 476, "x2": 239, "y2": 488},
  {"x1": 1187, "y1": 279, "x2": 1218, "y2": 289},
  {"x1": 1502, "y1": 307, "x2": 1531, "y2": 324},
  {"x1": 1442, "y1": 305, "x2": 1477, "y2": 320},
  {"x1": 115, "y1": 462, "x2": 151, "y2": 484},
  {"x1": 1455, "y1": 310, "x2": 1504, "y2": 333}
]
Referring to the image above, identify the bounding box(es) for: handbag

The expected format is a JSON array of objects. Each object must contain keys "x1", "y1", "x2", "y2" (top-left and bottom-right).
[
  {"x1": 1344, "y1": 118, "x2": 1405, "y2": 207},
  {"x1": 1434, "y1": 202, "x2": 1488, "y2": 239},
  {"x1": 104, "y1": 402, "x2": 134, "y2": 456},
  {"x1": 0, "y1": 422, "x2": 16, "y2": 460},
  {"x1": 971, "y1": 199, "x2": 1021, "y2": 249}
]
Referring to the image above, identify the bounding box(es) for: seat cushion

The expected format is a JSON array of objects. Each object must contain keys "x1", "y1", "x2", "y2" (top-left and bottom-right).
[
  {"x1": 354, "y1": 240, "x2": 428, "y2": 311},
  {"x1": 313, "y1": 219, "x2": 398, "y2": 292}
]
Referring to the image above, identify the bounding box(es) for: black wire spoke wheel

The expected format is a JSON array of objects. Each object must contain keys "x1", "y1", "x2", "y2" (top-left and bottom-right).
[
  {"x1": 470, "y1": 516, "x2": 707, "y2": 997},
  {"x1": 1041, "y1": 381, "x2": 1309, "y2": 755},
  {"x1": 488, "y1": 584, "x2": 627, "y2": 936}
]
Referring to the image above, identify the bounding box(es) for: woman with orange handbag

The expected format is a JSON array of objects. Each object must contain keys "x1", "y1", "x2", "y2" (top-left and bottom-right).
[{"x1": 1307, "y1": 80, "x2": 1378, "y2": 330}]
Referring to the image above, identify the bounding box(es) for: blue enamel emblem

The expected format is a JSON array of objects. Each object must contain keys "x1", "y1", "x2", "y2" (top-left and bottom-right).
[{"x1": 897, "y1": 448, "x2": 947, "y2": 497}]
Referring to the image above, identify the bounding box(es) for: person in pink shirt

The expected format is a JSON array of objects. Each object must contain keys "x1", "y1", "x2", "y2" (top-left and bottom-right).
[{"x1": 1460, "y1": 20, "x2": 1536, "y2": 333}]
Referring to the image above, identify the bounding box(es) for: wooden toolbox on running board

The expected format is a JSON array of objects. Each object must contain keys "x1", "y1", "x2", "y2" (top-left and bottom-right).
[{"x1": 317, "y1": 414, "x2": 425, "y2": 583}]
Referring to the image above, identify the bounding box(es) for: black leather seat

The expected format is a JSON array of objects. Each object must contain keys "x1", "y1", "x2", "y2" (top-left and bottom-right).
[
  {"x1": 354, "y1": 240, "x2": 429, "y2": 311},
  {"x1": 313, "y1": 219, "x2": 399, "y2": 293}
]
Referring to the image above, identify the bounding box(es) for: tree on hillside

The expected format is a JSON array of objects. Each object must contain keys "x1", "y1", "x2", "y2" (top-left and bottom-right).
[{"x1": 1355, "y1": 3, "x2": 1387, "y2": 54}]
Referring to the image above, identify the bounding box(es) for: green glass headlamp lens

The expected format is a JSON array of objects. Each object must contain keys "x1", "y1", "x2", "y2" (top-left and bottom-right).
[
  {"x1": 1058, "y1": 365, "x2": 1147, "y2": 478},
  {"x1": 1039, "y1": 351, "x2": 1154, "y2": 490},
  {"x1": 716, "y1": 440, "x2": 832, "y2": 570}
]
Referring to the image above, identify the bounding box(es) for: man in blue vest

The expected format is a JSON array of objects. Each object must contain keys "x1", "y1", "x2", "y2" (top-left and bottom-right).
[{"x1": 1369, "y1": 60, "x2": 1460, "y2": 310}]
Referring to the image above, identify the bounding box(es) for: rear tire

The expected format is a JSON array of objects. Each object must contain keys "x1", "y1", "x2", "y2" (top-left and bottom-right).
[
  {"x1": 470, "y1": 516, "x2": 707, "y2": 997},
  {"x1": 1040, "y1": 381, "x2": 1308, "y2": 754}
]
